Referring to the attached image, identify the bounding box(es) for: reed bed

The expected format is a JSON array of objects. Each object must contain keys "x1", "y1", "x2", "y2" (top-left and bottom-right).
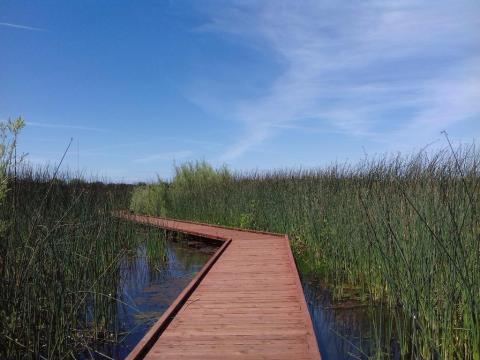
[
  {"x1": 0, "y1": 168, "x2": 141, "y2": 358},
  {"x1": 130, "y1": 147, "x2": 480, "y2": 359},
  {"x1": 0, "y1": 119, "x2": 170, "y2": 358}
]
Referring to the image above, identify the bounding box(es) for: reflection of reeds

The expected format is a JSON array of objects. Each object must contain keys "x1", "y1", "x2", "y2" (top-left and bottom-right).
[
  {"x1": 145, "y1": 229, "x2": 168, "y2": 272},
  {"x1": 118, "y1": 228, "x2": 168, "y2": 302},
  {"x1": 130, "y1": 144, "x2": 480, "y2": 359},
  {"x1": 304, "y1": 278, "x2": 403, "y2": 359}
]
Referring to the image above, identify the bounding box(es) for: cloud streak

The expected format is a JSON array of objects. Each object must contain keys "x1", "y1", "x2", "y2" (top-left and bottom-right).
[
  {"x1": 195, "y1": 0, "x2": 480, "y2": 160},
  {"x1": 27, "y1": 121, "x2": 111, "y2": 133},
  {"x1": 0, "y1": 22, "x2": 46, "y2": 32}
]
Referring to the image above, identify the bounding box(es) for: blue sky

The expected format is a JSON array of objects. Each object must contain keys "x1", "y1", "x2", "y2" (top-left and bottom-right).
[{"x1": 1, "y1": 1, "x2": 479, "y2": 182}]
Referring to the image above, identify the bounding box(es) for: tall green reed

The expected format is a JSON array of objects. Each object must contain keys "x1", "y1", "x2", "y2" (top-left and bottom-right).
[
  {"x1": 130, "y1": 146, "x2": 480, "y2": 359},
  {"x1": 0, "y1": 119, "x2": 166, "y2": 358}
]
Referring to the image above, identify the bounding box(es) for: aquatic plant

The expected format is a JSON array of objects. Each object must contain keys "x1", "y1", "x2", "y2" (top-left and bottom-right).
[
  {"x1": 131, "y1": 144, "x2": 480, "y2": 359},
  {"x1": 130, "y1": 181, "x2": 169, "y2": 216},
  {"x1": 0, "y1": 120, "x2": 167, "y2": 358}
]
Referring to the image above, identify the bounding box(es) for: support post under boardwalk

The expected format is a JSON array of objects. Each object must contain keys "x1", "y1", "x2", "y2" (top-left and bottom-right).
[{"x1": 119, "y1": 213, "x2": 321, "y2": 360}]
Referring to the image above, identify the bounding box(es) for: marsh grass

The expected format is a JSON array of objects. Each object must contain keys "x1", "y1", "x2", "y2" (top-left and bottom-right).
[
  {"x1": 0, "y1": 119, "x2": 169, "y2": 358},
  {"x1": 0, "y1": 167, "x2": 139, "y2": 358},
  {"x1": 130, "y1": 147, "x2": 480, "y2": 359}
]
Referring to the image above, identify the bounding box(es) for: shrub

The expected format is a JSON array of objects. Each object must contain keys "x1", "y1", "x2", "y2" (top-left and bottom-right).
[{"x1": 130, "y1": 181, "x2": 168, "y2": 216}]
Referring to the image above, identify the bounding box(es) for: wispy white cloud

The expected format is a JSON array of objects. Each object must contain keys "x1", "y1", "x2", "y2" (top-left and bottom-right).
[
  {"x1": 0, "y1": 22, "x2": 46, "y2": 32},
  {"x1": 27, "y1": 121, "x2": 111, "y2": 133},
  {"x1": 194, "y1": 0, "x2": 480, "y2": 160},
  {"x1": 133, "y1": 150, "x2": 193, "y2": 164}
]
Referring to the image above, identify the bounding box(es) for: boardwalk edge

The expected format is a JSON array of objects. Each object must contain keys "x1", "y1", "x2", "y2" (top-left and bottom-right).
[
  {"x1": 116, "y1": 210, "x2": 286, "y2": 237},
  {"x1": 125, "y1": 237, "x2": 232, "y2": 360},
  {"x1": 285, "y1": 234, "x2": 322, "y2": 359},
  {"x1": 118, "y1": 212, "x2": 321, "y2": 360}
]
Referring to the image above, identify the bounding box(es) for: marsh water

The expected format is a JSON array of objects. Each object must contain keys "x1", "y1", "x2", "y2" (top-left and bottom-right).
[
  {"x1": 79, "y1": 232, "x2": 395, "y2": 360},
  {"x1": 78, "y1": 233, "x2": 216, "y2": 359},
  {"x1": 303, "y1": 276, "x2": 401, "y2": 360}
]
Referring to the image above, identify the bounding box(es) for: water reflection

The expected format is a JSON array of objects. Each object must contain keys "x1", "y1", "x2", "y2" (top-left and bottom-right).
[
  {"x1": 78, "y1": 231, "x2": 399, "y2": 360},
  {"x1": 302, "y1": 276, "x2": 400, "y2": 360},
  {"x1": 80, "y1": 235, "x2": 214, "y2": 359}
]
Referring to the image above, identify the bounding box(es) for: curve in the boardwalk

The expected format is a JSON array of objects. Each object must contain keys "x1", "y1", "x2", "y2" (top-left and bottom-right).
[{"x1": 119, "y1": 213, "x2": 321, "y2": 360}]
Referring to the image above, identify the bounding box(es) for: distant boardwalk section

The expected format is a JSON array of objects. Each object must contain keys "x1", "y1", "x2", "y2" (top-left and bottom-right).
[{"x1": 119, "y1": 212, "x2": 321, "y2": 360}]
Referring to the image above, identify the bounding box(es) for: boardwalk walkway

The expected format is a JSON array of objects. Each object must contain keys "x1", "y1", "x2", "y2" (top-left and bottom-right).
[{"x1": 120, "y1": 213, "x2": 321, "y2": 360}]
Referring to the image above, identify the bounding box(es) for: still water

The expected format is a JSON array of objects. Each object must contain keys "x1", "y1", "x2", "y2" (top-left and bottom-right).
[
  {"x1": 81, "y1": 234, "x2": 391, "y2": 359},
  {"x1": 79, "y1": 236, "x2": 215, "y2": 359},
  {"x1": 303, "y1": 276, "x2": 400, "y2": 360}
]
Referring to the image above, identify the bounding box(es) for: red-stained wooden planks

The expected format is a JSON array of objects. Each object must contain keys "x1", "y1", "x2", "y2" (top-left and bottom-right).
[{"x1": 119, "y1": 213, "x2": 320, "y2": 360}]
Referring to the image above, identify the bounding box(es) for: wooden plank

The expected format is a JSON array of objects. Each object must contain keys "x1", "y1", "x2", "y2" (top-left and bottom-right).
[
  {"x1": 125, "y1": 239, "x2": 232, "y2": 360},
  {"x1": 118, "y1": 213, "x2": 321, "y2": 360}
]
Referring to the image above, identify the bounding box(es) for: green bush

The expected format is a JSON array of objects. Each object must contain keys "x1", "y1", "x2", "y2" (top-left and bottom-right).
[
  {"x1": 129, "y1": 161, "x2": 232, "y2": 219},
  {"x1": 130, "y1": 181, "x2": 168, "y2": 216}
]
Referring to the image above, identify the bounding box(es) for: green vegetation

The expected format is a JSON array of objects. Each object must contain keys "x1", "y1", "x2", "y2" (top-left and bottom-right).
[
  {"x1": 130, "y1": 161, "x2": 232, "y2": 217},
  {"x1": 130, "y1": 147, "x2": 480, "y2": 359},
  {"x1": 130, "y1": 181, "x2": 169, "y2": 216},
  {"x1": 2, "y1": 117, "x2": 478, "y2": 358},
  {"x1": 0, "y1": 118, "x2": 24, "y2": 234},
  {"x1": 0, "y1": 119, "x2": 167, "y2": 358}
]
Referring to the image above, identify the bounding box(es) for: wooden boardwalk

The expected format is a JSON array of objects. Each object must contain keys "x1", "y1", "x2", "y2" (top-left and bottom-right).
[{"x1": 121, "y1": 213, "x2": 321, "y2": 360}]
